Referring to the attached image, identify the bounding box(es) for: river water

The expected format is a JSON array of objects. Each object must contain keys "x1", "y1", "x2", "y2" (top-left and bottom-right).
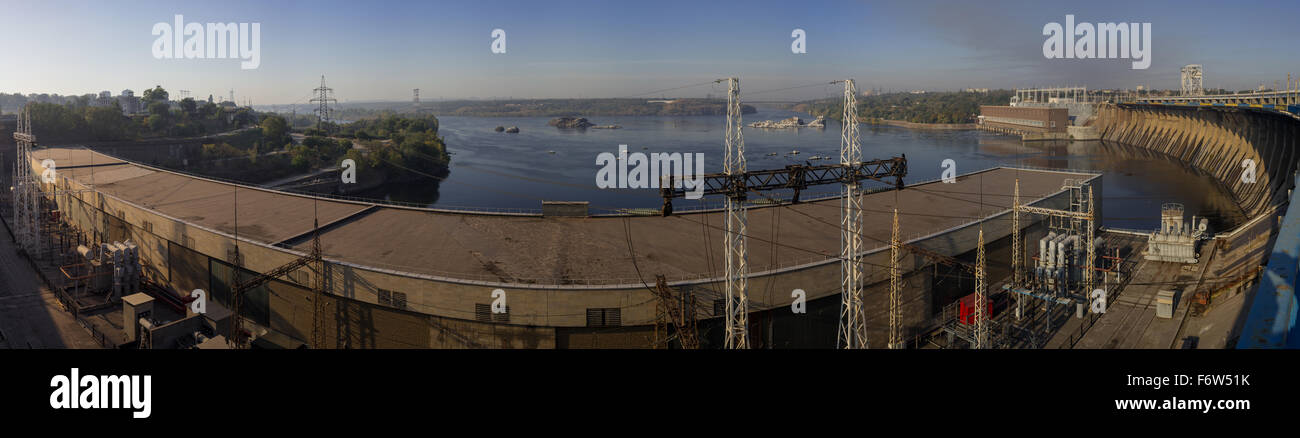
[{"x1": 352, "y1": 108, "x2": 1245, "y2": 232}]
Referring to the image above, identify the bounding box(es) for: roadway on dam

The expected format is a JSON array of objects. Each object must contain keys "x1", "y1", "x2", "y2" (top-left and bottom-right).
[{"x1": 36, "y1": 147, "x2": 1093, "y2": 286}]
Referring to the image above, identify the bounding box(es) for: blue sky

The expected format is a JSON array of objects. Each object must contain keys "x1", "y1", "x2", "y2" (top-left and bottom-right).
[{"x1": 2, "y1": 0, "x2": 1297, "y2": 103}]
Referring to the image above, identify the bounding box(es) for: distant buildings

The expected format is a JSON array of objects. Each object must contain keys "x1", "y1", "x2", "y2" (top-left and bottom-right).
[
  {"x1": 116, "y1": 89, "x2": 141, "y2": 115},
  {"x1": 964, "y1": 88, "x2": 990, "y2": 93}
]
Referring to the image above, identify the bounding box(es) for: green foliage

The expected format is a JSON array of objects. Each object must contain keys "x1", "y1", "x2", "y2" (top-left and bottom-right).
[
  {"x1": 84, "y1": 106, "x2": 130, "y2": 141},
  {"x1": 809, "y1": 90, "x2": 1015, "y2": 124},
  {"x1": 141, "y1": 86, "x2": 168, "y2": 104},
  {"x1": 260, "y1": 114, "x2": 289, "y2": 145}
]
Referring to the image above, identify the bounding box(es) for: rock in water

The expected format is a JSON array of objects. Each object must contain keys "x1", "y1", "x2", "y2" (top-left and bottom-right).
[{"x1": 548, "y1": 117, "x2": 595, "y2": 129}]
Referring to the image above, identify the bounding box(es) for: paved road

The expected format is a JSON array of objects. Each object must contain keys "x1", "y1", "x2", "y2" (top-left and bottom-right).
[{"x1": 0, "y1": 233, "x2": 101, "y2": 349}]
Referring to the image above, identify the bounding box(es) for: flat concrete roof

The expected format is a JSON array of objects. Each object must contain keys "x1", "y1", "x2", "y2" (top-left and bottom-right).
[{"x1": 37, "y1": 147, "x2": 1095, "y2": 285}]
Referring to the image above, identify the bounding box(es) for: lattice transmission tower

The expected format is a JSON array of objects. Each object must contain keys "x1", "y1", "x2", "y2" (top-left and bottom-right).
[
  {"x1": 973, "y1": 229, "x2": 988, "y2": 349},
  {"x1": 718, "y1": 77, "x2": 749, "y2": 349},
  {"x1": 835, "y1": 78, "x2": 868, "y2": 349},
  {"x1": 889, "y1": 208, "x2": 902, "y2": 349},
  {"x1": 12, "y1": 109, "x2": 40, "y2": 255},
  {"x1": 310, "y1": 75, "x2": 338, "y2": 130}
]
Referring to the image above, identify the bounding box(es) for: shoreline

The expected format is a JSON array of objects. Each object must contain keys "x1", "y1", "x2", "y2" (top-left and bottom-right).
[{"x1": 865, "y1": 119, "x2": 977, "y2": 130}]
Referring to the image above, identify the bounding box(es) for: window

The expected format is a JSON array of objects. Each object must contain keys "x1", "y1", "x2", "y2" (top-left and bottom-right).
[
  {"x1": 289, "y1": 269, "x2": 308, "y2": 285},
  {"x1": 586, "y1": 308, "x2": 621, "y2": 327},
  {"x1": 378, "y1": 289, "x2": 407, "y2": 310},
  {"x1": 143, "y1": 221, "x2": 153, "y2": 233},
  {"x1": 475, "y1": 303, "x2": 509, "y2": 322}
]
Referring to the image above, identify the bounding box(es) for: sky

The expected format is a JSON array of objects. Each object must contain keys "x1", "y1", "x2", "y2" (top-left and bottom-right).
[{"x1": 1, "y1": 0, "x2": 1298, "y2": 104}]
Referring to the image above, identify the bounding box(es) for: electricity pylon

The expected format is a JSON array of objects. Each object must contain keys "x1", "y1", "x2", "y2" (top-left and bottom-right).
[
  {"x1": 12, "y1": 109, "x2": 40, "y2": 256},
  {"x1": 834, "y1": 79, "x2": 868, "y2": 349},
  {"x1": 974, "y1": 229, "x2": 988, "y2": 349},
  {"x1": 719, "y1": 77, "x2": 749, "y2": 349},
  {"x1": 310, "y1": 75, "x2": 337, "y2": 131},
  {"x1": 889, "y1": 208, "x2": 902, "y2": 349},
  {"x1": 1012, "y1": 178, "x2": 1022, "y2": 320}
]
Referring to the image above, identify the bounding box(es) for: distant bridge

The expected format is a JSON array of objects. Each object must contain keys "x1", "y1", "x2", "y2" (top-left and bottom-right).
[{"x1": 1134, "y1": 90, "x2": 1300, "y2": 117}]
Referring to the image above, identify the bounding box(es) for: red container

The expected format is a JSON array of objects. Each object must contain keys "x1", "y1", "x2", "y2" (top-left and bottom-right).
[{"x1": 958, "y1": 293, "x2": 992, "y2": 325}]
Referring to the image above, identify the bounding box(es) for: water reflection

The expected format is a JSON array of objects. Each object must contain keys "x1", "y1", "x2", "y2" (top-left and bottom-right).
[{"x1": 325, "y1": 109, "x2": 1245, "y2": 231}]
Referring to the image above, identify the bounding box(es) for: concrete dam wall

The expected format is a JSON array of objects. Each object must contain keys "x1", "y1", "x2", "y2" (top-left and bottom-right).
[{"x1": 1092, "y1": 104, "x2": 1300, "y2": 216}]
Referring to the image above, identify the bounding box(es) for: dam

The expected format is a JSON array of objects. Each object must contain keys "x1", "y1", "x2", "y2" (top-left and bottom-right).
[
  {"x1": 7, "y1": 100, "x2": 1297, "y2": 349},
  {"x1": 23, "y1": 146, "x2": 1099, "y2": 348}
]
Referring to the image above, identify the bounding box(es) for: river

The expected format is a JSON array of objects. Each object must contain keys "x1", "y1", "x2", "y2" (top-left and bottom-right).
[{"x1": 349, "y1": 108, "x2": 1246, "y2": 232}]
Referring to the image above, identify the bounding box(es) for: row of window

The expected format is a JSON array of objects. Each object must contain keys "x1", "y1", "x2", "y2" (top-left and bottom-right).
[
  {"x1": 115, "y1": 207, "x2": 631, "y2": 329},
  {"x1": 981, "y1": 115, "x2": 1048, "y2": 128}
]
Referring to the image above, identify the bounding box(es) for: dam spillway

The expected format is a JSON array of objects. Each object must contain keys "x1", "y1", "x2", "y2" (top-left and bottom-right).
[{"x1": 1092, "y1": 104, "x2": 1300, "y2": 217}]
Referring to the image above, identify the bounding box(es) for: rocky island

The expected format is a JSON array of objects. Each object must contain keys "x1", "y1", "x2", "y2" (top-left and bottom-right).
[
  {"x1": 549, "y1": 117, "x2": 596, "y2": 129},
  {"x1": 750, "y1": 115, "x2": 826, "y2": 129}
]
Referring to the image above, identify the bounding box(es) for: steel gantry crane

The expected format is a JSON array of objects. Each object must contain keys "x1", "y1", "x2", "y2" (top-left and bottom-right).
[{"x1": 659, "y1": 78, "x2": 907, "y2": 349}]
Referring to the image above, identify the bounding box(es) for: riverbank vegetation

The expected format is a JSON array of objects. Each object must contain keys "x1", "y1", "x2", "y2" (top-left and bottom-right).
[
  {"x1": 329, "y1": 98, "x2": 756, "y2": 118},
  {"x1": 18, "y1": 86, "x2": 256, "y2": 143},
  {"x1": 807, "y1": 90, "x2": 1014, "y2": 124}
]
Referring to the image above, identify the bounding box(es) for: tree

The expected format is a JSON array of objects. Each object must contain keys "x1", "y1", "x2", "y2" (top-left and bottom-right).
[
  {"x1": 180, "y1": 98, "x2": 197, "y2": 118},
  {"x1": 260, "y1": 114, "x2": 289, "y2": 145},
  {"x1": 85, "y1": 106, "x2": 129, "y2": 141},
  {"x1": 232, "y1": 108, "x2": 256, "y2": 127},
  {"x1": 147, "y1": 101, "x2": 170, "y2": 117},
  {"x1": 199, "y1": 101, "x2": 219, "y2": 119},
  {"x1": 141, "y1": 85, "x2": 168, "y2": 104}
]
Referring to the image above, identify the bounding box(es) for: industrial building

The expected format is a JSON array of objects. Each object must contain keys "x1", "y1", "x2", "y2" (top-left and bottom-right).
[
  {"x1": 977, "y1": 106, "x2": 1070, "y2": 137},
  {"x1": 22, "y1": 146, "x2": 1100, "y2": 349}
]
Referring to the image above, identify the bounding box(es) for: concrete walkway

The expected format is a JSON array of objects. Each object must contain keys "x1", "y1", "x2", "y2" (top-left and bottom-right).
[{"x1": 0, "y1": 230, "x2": 101, "y2": 349}]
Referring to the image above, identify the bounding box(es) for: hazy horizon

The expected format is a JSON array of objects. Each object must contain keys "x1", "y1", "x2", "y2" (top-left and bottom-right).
[{"x1": 3, "y1": 0, "x2": 1297, "y2": 105}]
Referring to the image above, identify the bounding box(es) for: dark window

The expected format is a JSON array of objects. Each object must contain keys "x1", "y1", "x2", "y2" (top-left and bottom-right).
[
  {"x1": 713, "y1": 299, "x2": 726, "y2": 317},
  {"x1": 475, "y1": 303, "x2": 508, "y2": 322},
  {"x1": 586, "y1": 308, "x2": 621, "y2": 327},
  {"x1": 377, "y1": 289, "x2": 406, "y2": 310}
]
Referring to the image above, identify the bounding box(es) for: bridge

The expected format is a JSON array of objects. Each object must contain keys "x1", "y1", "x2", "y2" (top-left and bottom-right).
[{"x1": 1134, "y1": 89, "x2": 1300, "y2": 117}]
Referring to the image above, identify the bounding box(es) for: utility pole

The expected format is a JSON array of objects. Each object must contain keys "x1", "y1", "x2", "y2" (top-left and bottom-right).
[
  {"x1": 719, "y1": 77, "x2": 749, "y2": 349},
  {"x1": 310, "y1": 75, "x2": 337, "y2": 131},
  {"x1": 834, "y1": 78, "x2": 868, "y2": 349}
]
